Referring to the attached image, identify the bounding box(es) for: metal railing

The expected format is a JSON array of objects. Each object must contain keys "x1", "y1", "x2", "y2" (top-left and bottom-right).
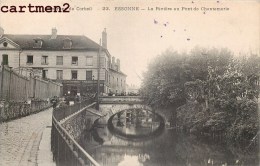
[
  {"x1": 52, "y1": 100, "x2": 100, "y2": 166},
  {"x1": 53, "y1": 99, "x2": 93, "y2": 122}
]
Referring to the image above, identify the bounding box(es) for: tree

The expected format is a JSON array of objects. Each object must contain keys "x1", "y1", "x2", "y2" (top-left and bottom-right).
[
  {"x1": 141, "y1": 50, "x2": 188, "y2": 107},
  {"x1": 140, "y1": 47, "x2": 259, "y2": 145}
]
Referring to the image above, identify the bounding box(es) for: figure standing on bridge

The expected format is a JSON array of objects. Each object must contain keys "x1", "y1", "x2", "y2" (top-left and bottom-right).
[{"x1": 50, "y1": 96, "x2": 58, "y2": 109}]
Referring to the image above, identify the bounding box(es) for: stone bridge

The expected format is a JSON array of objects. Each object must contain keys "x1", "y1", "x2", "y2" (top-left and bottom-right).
[{"x1": 98, "y1": 96, "x2": 152, "y2": 124}]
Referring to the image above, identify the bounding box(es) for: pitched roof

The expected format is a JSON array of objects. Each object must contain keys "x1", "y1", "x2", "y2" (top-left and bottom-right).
[{"x1": 2, "y1": 34, "x2": 102, "y2": 51}]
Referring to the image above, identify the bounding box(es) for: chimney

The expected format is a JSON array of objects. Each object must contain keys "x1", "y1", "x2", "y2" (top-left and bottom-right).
[
  {"x1": 116, "y1": 59, "x2": 120, "y2": 71},
  {"x1": 0, "y1": 27, "x2": 4, "y2": 38},
  {"x1": 51, "y1": 28, "x2": 57, "y2": 39},
  {"x1": 108, "y1": 54, "x2": 112, "y2": 68},
  {"x1": 112, "y1": 56, "x2": 115, "y2": 70},
  {"x1": 102, "y1": 28, "x2": 107, "y2": 49}
]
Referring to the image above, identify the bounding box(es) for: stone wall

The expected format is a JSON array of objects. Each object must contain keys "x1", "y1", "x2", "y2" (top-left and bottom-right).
[
  {"x1": 61, "y1": 109, "x2": 100, "y2": 141},
  {"x1": 98, "y1": 103, "x2": 152, "y2": 124},
  {"x1": 0, "y1": 99, "x2": 51, "y2": 122},
  {"x1": 99, "y1": 96, "x2": 143, "y2": 102}
]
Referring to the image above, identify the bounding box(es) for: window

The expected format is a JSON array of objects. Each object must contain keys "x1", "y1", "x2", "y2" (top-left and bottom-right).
[
  {"x1": 72, "y1": 56, "x2": 78, "y2": 65},
  {"x1": 63, "y1": 38, "x2": 72, "y2": 49},
  {"x1": 56, "y1": 56, "x2": 63, "y2": 65},
  {"x1": 2, "y1": 54, "x2": 8, "y2": 65},
  {"x1": 71, "y1": 70, "x2": 77, "y2": 80},
  {"x1": 86, "y1": 56, "x2": 93, "y2": 66},
  {"x1": 56, "y1": 70, "x2": 63, "y2": 80},
  {"x1": 86, "y1": 71, "x2": 92, "y2": 81},
  {"x1": 27, "y1": 55, "x2": 33, "y2": 64},
  {"x1": 41, "y1": 56, "x2": 48, "y2": 65},
  {"x1": 33, "y1": 39, "x2": 43, "y2": 48},
  {"x1": 42, "y1": 70, "x2": 48, "y2": 79}
]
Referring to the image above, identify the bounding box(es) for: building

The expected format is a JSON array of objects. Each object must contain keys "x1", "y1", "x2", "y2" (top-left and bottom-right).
[
  {"x1": 0, "y1": 27, "x2": 126, "y2": 96},
  {"x1": 109, "y1": 57, "x2": 127, "y2": 95},
  {"x1": 126, "y1": 84, "x2": 140, "y2": 95}
]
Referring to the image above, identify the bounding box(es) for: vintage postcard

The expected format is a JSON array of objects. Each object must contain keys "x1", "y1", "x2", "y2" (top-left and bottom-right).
[{"x1": 0, "y1": 0, "x2": 259, "y2": 166}]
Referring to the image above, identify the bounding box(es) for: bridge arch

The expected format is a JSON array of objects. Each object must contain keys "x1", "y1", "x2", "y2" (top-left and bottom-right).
[
  {"x1": 99, "y1": 103, "x2": 152, "y2": 123},
  {"x1": 98, "y1": 96, "x2": 152, "y2": 124}
]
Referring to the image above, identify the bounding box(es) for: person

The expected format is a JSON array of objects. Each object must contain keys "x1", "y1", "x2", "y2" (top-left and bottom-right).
[
  {"x1": 75, "y1": 95, "x2": 80, "y2": 102},
  {"x1": 51, "y1": 96, "x2": 58, "y2": 109}
]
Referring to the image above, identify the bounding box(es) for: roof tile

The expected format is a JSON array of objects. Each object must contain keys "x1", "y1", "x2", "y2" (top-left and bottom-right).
[{"x1": 2, "y1": 34, "x2": 101, "y2": 51}]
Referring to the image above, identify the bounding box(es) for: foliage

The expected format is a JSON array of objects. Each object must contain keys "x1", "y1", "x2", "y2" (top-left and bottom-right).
[
  {"x1": 140, "y1": 47, "x2": 260, "y2": 145},
  {"x1": 140, "y1": 50, "x2": 188, "y2": 107}
]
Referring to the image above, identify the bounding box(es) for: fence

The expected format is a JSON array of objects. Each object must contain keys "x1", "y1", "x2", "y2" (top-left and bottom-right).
[
  {"x1": 0, "y1": 66, "x2": 62, "y2": 101},
  {"x1": 0, "y1": 100, "x2": 51, "y2": 122},
  {"x1": 53, "y1": 99, "x2": 94, "y2": 122},
  {"x1": 52, "y1": 100, "x2": 100, "y2": 166}
]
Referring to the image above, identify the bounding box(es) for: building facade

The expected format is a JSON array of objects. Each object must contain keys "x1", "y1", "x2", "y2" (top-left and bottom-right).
[
  {"x1": 126, "y1": 84, "x2": 140, "y2": 95},
  {"x1": 108, "y1": 57, "x2": 127, "y2": 94},
  {"x1": 0, "y1": 27, "x2": 126, "y2": 96}
]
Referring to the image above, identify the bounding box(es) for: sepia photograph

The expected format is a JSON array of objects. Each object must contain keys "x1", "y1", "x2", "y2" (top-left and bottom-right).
[{"x1": 0, "y1": 0, "x2": 259, "y2": 166}]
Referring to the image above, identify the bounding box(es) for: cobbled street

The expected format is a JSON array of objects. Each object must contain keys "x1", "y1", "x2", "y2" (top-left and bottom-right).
[{"x1": 0, "y1": 108, "x2": 54, "y2": 166}]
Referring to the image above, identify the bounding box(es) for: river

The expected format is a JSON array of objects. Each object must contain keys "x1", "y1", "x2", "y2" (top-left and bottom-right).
[{"x1": 79, "y1": 109, "x2": 259, "y2": 166}]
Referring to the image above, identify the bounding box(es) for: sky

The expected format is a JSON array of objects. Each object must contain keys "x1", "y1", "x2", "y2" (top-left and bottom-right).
[{"x1": 0, "y1": 0, "x2": 259, "y2": 87}]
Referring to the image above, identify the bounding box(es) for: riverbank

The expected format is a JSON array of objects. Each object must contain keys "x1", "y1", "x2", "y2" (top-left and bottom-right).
[
  {"x1": 174, "y1": 99, "x2": 259, "y2": 148},
  {"x1": 153, "y1": 101, "x2": 186, "y2": 128},
  {"x1": 150, "y1": 97, "x2": 259, "y2": 149}
]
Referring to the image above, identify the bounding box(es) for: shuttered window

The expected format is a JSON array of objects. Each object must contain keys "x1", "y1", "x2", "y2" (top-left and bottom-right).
[
  {"x1": 57, "y1": 70, "x2": 63, "y2": 79},
  {"x1": 56, "y1": 56, "x2": 63, "y2": 65},
  {"x1": 86, "y1": 71, "x2": 92, "y2": 81}
]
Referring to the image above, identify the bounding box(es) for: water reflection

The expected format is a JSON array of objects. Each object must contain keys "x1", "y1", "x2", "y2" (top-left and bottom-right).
[
  {"x1": 118, "y1": 155, "x2": 143, "y2": 166},
  {"x1": 108, "y1": 109, "x2": 163, "y2": 139},
  {"x1": 79, "y1": 109, "x2": 259, "y2": 166},
  {"x1": 117, "y1": 154, "x2": 151, "y2": 166}
]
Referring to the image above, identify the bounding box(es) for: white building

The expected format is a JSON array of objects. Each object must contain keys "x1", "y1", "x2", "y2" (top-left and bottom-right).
[{"x1": 0, "y1": 27, "x2": 126, "y2": 96}]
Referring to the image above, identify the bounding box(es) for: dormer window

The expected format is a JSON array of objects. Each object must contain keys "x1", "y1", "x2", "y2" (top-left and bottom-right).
[
  {"x1": 63, "y1": 38, "x2": 72, "y2": 49},
  {"x1": 33, "y1": 38, "x2": 43, "y2": 48}
]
